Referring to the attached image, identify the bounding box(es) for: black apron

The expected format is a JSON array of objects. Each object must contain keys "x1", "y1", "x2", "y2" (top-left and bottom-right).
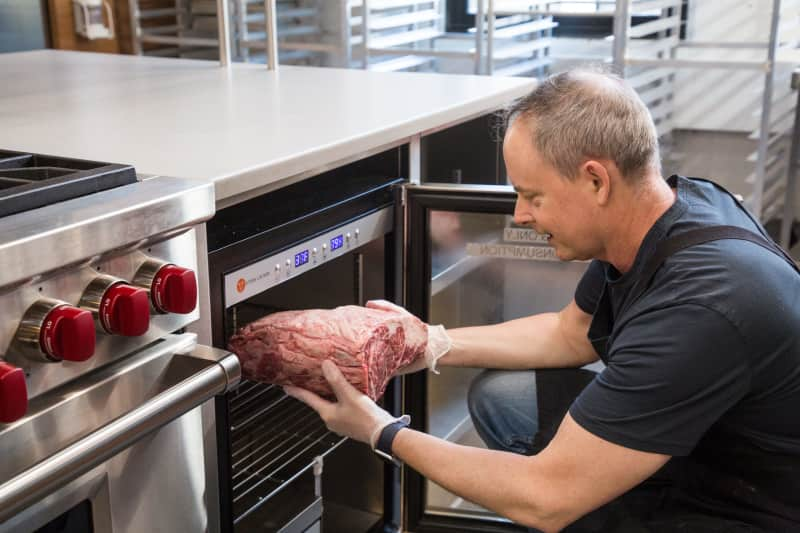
[{"x1": 536, "y1": 179, "x2": 800, "y2": 532}]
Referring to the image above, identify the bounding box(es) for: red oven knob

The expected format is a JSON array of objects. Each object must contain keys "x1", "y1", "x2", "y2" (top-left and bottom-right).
[
  {"x1": 152, "y1": 265, "x2": 197, "y2": 314},
  {"x1": 0, "y1": 362, "x2": 27, "y2": 423},
  {"x1": 100, "y1": 284, "x2": 150, "y2": 336},
  {"x1": 40, "y1": 305, "x2": 96, "y2": 362},
  {"x1": 80, "y1": 276, "x2": 150, "y2": 337},
  {"x1": 134, "y1": 261, "x2": 197, "y2": 314},
  {"x1": 12, "y1": 299, "x2": 97, "y2": 363}
]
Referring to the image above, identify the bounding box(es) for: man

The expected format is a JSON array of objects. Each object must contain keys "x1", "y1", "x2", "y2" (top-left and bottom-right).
[{"x1": 285, "y1": 69, "x2": 800, "y2": 532}]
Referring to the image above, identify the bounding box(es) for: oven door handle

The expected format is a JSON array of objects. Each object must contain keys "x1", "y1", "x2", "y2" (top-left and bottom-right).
[{"x1": 0, "y1": 343, "x2": 240, "y2": 523}]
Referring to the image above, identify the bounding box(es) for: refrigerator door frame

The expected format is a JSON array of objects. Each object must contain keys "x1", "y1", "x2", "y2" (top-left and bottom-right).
[{"x1": 397, "y1": 183, "x2": 528, "y2": 533}]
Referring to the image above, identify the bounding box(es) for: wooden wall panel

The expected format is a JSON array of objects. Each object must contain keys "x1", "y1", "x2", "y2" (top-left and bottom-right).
[
  {"x1": 48, "y1": 0, "x2": 120, "y2": 53},
  {"x1": 47, "y1": 0, "x2": 174, "y2": 54}
]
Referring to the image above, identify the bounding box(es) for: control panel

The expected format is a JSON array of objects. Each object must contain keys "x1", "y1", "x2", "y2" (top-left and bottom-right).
[
  {"x1": 0, "y1": 228, "x2": 201, "y2": 406},
  {"x1": 225, "y1": 207, "x2": 392, "y2": 308}
]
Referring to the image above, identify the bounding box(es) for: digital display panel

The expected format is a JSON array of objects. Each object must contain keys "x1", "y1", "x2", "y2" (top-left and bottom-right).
[
  {"x1": 330, "y1": 234, "x2": 344, "y2": 251},
  {"x1": 294, "y1": 249, "x2": 309, "y2": 267}
]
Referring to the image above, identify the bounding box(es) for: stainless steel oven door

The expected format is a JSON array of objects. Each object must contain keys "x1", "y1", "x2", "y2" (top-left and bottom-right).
[
  {"x1": 0, "y1": 333, "x2": 241, "y2": 532},
  {"x1": 2, "y1": 469, "x2": 112, "y2": 532}
]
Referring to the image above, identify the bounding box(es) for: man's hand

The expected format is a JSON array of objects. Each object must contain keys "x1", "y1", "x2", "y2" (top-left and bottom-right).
[
  {"x1": 365, "y1": 300, "x2": 452, "y2": 374},
  {"x1": 284, "y1": 360, "x2": 399, "y2": 448}
]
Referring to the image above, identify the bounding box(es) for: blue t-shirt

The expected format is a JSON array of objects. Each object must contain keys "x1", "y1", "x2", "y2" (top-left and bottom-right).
[{"x1": 570, "y1": 176, "x2": 800, "y2": 528}]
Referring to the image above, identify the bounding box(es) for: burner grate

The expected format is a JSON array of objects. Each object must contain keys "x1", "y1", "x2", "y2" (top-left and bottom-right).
[{"x1": 0, "y1": 150, "x2": 138, "y2": 217}]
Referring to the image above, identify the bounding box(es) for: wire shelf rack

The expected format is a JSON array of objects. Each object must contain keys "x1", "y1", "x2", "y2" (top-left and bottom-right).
[{"x1": 228, "y1": 379, "x2": 344, "y2": 523}]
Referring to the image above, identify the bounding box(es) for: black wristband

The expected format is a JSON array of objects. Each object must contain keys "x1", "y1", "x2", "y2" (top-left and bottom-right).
[{"x1": 374, "y1": 419, "x2": 409, "y2": 465}]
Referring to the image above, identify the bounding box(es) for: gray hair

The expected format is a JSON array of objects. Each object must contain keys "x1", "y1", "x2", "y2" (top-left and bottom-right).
[{"x1": 505, "y1": 67, "x2": 660, "y2": 182}]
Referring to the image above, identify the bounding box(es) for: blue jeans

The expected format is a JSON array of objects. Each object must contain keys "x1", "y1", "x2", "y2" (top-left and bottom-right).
[
  {"x1": 468, "y1": 368, "x2": 601, "y2": 455},
  {"x1": 467, "y1": 369, "x2": 539, "y2": 455}
]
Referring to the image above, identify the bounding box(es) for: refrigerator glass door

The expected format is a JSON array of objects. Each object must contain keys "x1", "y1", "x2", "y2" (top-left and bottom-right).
[{"x1": 402, "y1": 184, "x2": 588, "y2": 532}]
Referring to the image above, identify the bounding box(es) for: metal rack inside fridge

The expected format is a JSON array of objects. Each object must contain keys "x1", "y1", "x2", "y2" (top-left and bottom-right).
[{"x1": 228, "y1": 380, "x2": 345, "y2": 525}]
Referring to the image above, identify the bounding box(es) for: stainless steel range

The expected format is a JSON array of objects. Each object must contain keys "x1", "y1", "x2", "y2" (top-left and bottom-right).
[{"x1": 0, "y1": 151, "x2": 240, "y2": 532}]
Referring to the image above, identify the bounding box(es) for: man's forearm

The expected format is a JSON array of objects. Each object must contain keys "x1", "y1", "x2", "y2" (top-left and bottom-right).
[
  {"x1": 438, "y1": 310, "x2": 596, "y2": 369},
  {"x1": 392, "y1": 428, "x2": 566, "y2": 532}
]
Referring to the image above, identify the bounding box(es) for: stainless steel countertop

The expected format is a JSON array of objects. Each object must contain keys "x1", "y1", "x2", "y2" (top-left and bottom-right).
[{"x1": 0, "y1": 50, "x2": 533, "y2": 205}]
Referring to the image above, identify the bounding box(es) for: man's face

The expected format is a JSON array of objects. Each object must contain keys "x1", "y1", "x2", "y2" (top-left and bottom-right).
[{"x1": 503, "y1": 121, "x2": 599, "y2": 262}]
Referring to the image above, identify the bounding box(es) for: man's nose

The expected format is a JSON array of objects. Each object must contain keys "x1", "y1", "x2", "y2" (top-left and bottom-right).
[{"x1": 513, "y1": 200, "x2": 533, "y2": 225}]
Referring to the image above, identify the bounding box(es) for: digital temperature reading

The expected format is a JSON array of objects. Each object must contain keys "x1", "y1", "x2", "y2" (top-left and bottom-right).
[
  {"x1": 294, "y1": 250, "x2": 309, "y2": 267},
  {"x1": 330, "y1": 235, "x2": 344, "y2": 251}
]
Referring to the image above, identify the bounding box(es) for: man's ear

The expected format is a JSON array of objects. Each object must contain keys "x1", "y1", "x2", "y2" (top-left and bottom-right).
[{"x1": 580, "y1": 159, "x2": 612, "y2": 205}]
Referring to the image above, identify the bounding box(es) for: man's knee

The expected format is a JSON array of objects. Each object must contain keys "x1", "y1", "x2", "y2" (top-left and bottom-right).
[
  {"x1": 467, "y1": 369, "x2": 508, "y2": 421},
  {"x1": 467, "y1": 370, "x2": 539, "y2": 452}
]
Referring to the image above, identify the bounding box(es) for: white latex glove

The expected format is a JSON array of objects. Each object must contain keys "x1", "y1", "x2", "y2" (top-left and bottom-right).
[
  {"x1": 365, "y1": 300, "x2": 452, "y2": 374},
  {"x1": 284, "y1": 360, "x2": 406, "y2": 449}
]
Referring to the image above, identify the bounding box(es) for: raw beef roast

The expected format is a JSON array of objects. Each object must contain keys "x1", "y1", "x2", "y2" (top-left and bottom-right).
[{"x1": 228, "y1": 305, "x2": 427, "y2": 401}]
